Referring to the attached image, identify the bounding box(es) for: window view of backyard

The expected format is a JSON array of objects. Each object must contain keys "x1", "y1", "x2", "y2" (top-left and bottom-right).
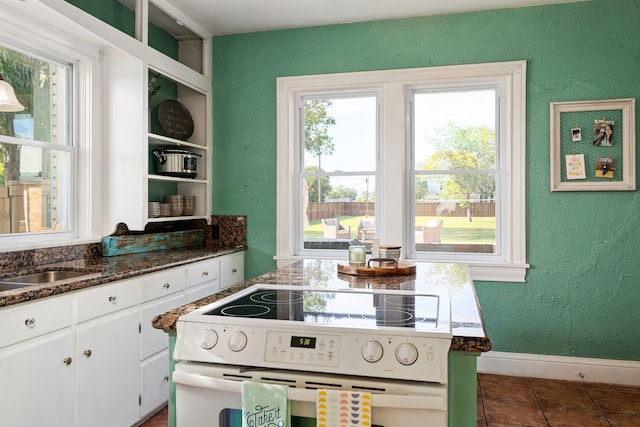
[
  {"x1": 0, "y1": 44, "x2": 71, "y2": 235},
  {"x1": 301, "y1": 88, "x2": 498, "y2": 254}
]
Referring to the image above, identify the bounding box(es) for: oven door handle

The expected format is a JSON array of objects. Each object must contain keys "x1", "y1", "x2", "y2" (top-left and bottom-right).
[{"x1": 173, "y1": 370, "x2": 446, "y2": 410}]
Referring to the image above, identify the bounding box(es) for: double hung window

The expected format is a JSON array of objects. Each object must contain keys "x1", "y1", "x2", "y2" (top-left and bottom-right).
[
  {"x1": 277, "y1": 61, "x2": 527, "y2": 281},
  {"x1": 0, "y1": 42, "x2": 73, "y2": 238}
]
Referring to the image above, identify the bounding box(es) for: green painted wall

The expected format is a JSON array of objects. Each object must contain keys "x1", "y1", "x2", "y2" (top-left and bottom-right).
[
  {"x1": 212, "y1": 0, "x2": 640, "y2": 361},
  {"x1": 65, "y1": 0, "x2": 178, "y2": 59}
]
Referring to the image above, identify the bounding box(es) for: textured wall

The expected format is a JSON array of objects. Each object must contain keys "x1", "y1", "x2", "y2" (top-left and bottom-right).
[{"x1": 212, "y1": 0, "x2": 640, "y2": 360}]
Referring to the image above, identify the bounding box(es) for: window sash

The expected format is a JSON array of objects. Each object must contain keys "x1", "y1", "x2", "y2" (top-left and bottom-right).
[
  {"x1": 408, "y1": 84, "x2": 504, "y2": 261},
  {"x1": 295, "y1": 91, "x2": 380, "y2": 257}
]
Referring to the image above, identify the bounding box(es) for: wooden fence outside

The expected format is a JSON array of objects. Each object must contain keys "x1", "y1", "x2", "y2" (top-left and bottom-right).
[{"x1": 306, "y1": 201, "x2": 495, "y2": 221}]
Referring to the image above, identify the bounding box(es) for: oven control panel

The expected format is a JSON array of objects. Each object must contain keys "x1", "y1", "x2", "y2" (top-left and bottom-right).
[
  {"x1": 264, "y1": 331, "x2": 342, "y2": 367},
  {"x1": 175, "y1": 321, "x2": 451, "y2": 382}
]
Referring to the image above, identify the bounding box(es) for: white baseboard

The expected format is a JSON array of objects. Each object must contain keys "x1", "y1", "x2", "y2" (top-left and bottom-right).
[{"x1": 477, "y1": 351, "x2": 640, "y2": 387}]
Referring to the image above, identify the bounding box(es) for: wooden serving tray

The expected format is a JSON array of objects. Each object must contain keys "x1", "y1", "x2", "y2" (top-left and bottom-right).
[{"x1": 337, "y1": 258, "x2": 416, "y2": 276}]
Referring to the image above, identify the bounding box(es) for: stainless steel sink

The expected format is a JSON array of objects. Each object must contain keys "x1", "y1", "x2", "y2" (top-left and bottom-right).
[
  {"x1": 0, "y1": 270, "x2": 96, "y2": 290},
  {"x1": 0, "y1": 282, "x2": 37, "y2": 292}
]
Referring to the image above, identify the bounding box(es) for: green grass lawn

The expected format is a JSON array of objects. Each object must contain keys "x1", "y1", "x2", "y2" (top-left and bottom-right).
[{"x1": 305, "y1": 216, "x2": 495, "y2": 243}]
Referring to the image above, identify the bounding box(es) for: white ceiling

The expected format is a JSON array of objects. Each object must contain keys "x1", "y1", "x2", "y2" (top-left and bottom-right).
[{"x1": 171, "y1": 0, "x2": 592, "y2": 36}]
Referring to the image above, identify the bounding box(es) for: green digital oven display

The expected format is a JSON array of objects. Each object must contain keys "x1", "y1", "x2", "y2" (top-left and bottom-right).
[{"x1": 291, "y1": 336, "x2": 316, "y2": 349}]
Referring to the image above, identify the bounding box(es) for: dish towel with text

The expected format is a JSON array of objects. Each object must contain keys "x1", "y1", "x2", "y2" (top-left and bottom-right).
[
  {"x1": 316, "y1": 389, "x2": 372, "y2": 427},
  {"x1": 241, "y1": 381, "x2": 290, "y2": 427}
]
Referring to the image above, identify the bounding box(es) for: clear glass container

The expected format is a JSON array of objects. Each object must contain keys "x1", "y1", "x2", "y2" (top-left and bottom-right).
[{"x1": 348, "y1": 245, "x2": 367, "y2": 266}]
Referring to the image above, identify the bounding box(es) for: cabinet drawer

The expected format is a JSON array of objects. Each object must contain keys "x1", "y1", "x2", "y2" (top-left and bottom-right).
[
  {"x1": 0, "y1": 297, "x2": 73, "y2": 349},
  {"x1": 220, "y1": 252, "x2": 244, "y2": 289},
  {"x1": 185, "y1": 281, "x2": 219, "y2": 304},
  {"x1": 76, "y1": 279, "x2": 138, "y2": 323},
  {"x1": 186, "y1": 259, "x2": 219, "y2": 288},
  {"x1": 140, "y1": 293, "x2": 185, "y2": 359},
  {"x1": 139, "y1": 268, "x2": 186, "y2": 303}
]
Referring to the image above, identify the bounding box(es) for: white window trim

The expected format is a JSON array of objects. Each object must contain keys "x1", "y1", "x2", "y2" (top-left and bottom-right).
[
  {"x1": 0, "y1": 0, "x2": 104, "y2": 251},
  {"x1": 276, "y1": 61, "x2": 529, "y2": 282}
]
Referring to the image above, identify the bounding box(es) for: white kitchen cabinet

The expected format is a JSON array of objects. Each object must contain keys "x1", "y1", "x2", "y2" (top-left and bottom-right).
[
  {"x1": 141, "y1": 349, "x2": 171, "y2": 416},
  {"x1": 186, "y1": 281, "x2": 219, "y2": 303},
  {"x1": 42, "y1": 0, "x2": 212, "y2": 232},
  {"x1": 138, "y1": 266, "x2": 187, "y2": 419},
  {"x1": 0, "y1": 331, "x2": 74, "y2": 427},
  {"x1": 220, "y1": 252, "x2": 245, "y2": 289},
  {"x1": 186, "y1": 257, "x2": 219, "y2": 288},
  {"x1": 141, "y1": 293, "x2": 185, "y2": 360},
  {"x1": 139, "y1": 267, "x2": 186, "y2": 303},
  {"x1": 147, "y1": 77, "x2": 211, "y2": 223},
  {"x1": 0, "y1": 294, "x2": 75, "y2": 427},
  {"x1": 75, "y1": 280, "x2": 140, "y2": 427},
  {"x1": 0, "y1": 253, "x2": 242, "y2": 426},
  {"x1": 185, "y1": 257, "x2": 221, "y2": 303},
  {"x1": 0, "y1": 294, "x2": 73, "y2": 349}
]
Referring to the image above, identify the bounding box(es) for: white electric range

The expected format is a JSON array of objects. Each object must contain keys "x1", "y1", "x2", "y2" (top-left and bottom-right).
[{"x1": 173, "y1": 284, "x2": 452, "y2": 427}]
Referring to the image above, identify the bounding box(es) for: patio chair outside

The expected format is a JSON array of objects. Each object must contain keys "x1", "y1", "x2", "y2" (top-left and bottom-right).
[
  {"x1": 357, "y1": 218, "x2": 376, "y2": 242},
  {"x1": 322, "y1": 218, "x2": 351, "y2": 239},
  {"x1": 415, "y1": 219, "x2": 443, "y2": 244}
]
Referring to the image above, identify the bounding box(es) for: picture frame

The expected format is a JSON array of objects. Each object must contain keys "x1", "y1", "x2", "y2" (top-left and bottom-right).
[{"x1": 550, "y1": 98, "x2": 636, "y2": 191}]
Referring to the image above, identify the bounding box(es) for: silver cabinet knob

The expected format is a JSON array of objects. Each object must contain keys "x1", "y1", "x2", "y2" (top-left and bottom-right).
[
  {"x1": 24, "y1": 318, "x2": 36, "y2": 329},
  {"x1": 63, "y1": 357, "x2": 73, "y2": 365},
  {"x1": 108, "y1": 295, "x2": 117, "y2": 303},
  {"x1": 83, "y1": 349, "x2": 92, "y2": 357},
  {"x1": 201, "y1": 271, "x2": 209, "y2": 277},
  {"x1": 163, "y1": 282, "x2": 170, "y2": 289}
]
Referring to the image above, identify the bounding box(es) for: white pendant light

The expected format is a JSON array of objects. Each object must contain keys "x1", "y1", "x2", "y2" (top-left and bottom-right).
[{"x1": 0, "y1": 75, "x2": 25, "y2": 112}]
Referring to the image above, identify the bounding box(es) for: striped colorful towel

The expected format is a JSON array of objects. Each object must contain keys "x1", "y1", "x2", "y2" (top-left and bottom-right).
[{"x1": 316, "y1": 389, "x2": 371, "y2": 427}]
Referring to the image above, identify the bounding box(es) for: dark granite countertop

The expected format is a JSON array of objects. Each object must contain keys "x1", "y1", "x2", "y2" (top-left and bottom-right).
[
  {"x1": 0, "y1": 246, "x2": 246, "y2": 309},
  {"x1": 152, "y1": 259, "x2": 492, "y2": 353}
]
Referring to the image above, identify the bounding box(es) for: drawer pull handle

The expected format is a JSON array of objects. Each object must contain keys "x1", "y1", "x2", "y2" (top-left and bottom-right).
[
  {"x1": 202, "y1": 271, "x2": 209, "y2": 276},
  {"x1": 63, "y1": 357, "x2": 73, "y2": 365},
  {"x1": 84, "y1": 349, "x2": 92, "y2": 358},
  {"x1": 163, "y1": 375, "x2": 169, "y2": 381},
  {"x1": 108, "y1": 296, "x2": 117, "y2": 304},
  {"x1": 163, "y1": 283, "x2": 171, "y2": 289},
  {"x1": 25, "y1": 318, "x2": 36, "y2": 329},
  {"x1": 232, "y1": 268, "x2": 237, "y2": 273}
]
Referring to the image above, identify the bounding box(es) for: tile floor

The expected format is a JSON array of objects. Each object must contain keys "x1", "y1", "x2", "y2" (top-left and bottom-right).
[
  {"x1": 477, "y1": 374, "x2": 640, "y2": 426},
  {"x1": 141, "y1": 374, "x2": 640, "y2": 427}
]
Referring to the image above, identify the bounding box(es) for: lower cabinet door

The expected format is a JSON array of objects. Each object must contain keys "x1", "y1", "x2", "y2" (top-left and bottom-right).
[
  {"x1": 0, "y1": 332, "x2": 74, "y2": 427},
  {"x1": 141, "y1": 293, "x2": 185, "y2": 360},
  {"x1": 76, "y1": 309, "x2": 140, "y2": 427},
  {"x1": 141, "y1": 349, "x2": 170, "y2": 416}
]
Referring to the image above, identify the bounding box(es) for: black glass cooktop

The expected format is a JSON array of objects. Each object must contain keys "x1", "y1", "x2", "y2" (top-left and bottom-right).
[{"x1": 203, "y1": 288, "x2": 440, "y2": 329}]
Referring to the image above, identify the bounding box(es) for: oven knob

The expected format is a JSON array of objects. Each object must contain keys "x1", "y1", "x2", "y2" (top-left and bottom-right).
[
  {"x1": 395, "y1": 342, "x2": 418, "y2": 365},
  {"x1": 228, "y1": 331, "x2": 248, "y2": 352},
  {"x1": 199, "y1": 329, "x2": 218, "y2": 349},
  {"x1": 361, "y1": 340, "x2": 383, "y2": 363}
]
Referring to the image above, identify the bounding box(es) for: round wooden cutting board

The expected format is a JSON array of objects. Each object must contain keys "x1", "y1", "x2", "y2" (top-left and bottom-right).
[{"x1": 337, "y1": 259, "x2": 416, "y2": 276}]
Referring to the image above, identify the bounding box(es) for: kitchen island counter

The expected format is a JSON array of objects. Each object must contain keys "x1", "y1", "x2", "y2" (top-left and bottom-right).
[
  {"x1": 153, "y1": 259, "x2": 491, "y2": 353},
  {"x1": 155, "y1": 259, "x2": 489, "y2": 427}
]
